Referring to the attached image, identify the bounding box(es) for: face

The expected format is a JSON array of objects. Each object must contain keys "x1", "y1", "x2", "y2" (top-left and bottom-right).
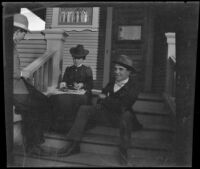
[
  {"x1": 73, "y1": 57, "x2": 84, "y2": 66},
  {"x1": 13, "y1": 29, "x2": 27, "y2": 43},
  {"x1": 114, "y1": 64, "x2": 131, "y2": 82}
]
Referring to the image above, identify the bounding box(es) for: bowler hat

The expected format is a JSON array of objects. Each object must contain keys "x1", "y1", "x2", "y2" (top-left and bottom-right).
[
  {"x1": 113, "y1": 55, "x2": 136, "y2": 72},
  {"x1": 70, "y1": 44, "x2": 89, "y2": 59},
  {"x1": 14, "y1": 14, "x2": 30, "y2": 32}
]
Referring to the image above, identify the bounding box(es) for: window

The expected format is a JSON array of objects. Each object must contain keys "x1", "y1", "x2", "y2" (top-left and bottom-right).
[{"x1": 58, "y1": 8, "x2": 93, "y2": 25}]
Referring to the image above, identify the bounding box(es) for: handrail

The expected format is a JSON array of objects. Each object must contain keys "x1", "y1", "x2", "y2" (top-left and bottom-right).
[
  {"x1": 21, "y1": 50, "x2": 56, "y2": 78},
  {"x1": 21, "y1": 50, "x2": 56, "y2": 92}
]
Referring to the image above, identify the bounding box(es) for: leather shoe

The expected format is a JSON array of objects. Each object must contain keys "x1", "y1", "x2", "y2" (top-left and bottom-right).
[
  {"x1": 26, "y1": 145, "x2": 53, "y2": 156},
  {"x1": 119, "y1": 147, "x2": 128, "y2": 166},
  {"x1": 57, "y1": 141, "x2": 80, "y2": 157}
]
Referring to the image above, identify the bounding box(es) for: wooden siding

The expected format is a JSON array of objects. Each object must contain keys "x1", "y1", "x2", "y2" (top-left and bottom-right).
[
  {"x1": 17, "y1": 37, "x2": 47, "y2": 69},
  {"x1": 45, "y1": 8, "x2": 53, "y2": 28}
]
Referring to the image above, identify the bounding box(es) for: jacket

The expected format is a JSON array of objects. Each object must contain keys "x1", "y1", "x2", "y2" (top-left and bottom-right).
[
  {"x1": 13, "y1": 43, "x2": 29, "y2": 94},
  {"x1": 99, "y1": 76, "x2": 141, "y2": 114},
  {"x1": 62, "y1": 65, "x2": 93, "y2": 91}
]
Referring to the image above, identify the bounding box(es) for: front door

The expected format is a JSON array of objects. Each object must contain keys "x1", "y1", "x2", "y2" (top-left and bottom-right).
[{"x1": 110, "y1": 6, "x2": 149, "y2": 91}]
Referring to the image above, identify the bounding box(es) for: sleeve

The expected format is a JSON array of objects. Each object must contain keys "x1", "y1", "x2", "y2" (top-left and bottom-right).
[
  {"x1": 101, "y1": 82, "x2": 141, "y2": 112},
  {"x1": 83, "y1": 67, "x2": 93, "y2": 91},
  {"x1": 62, "y1": 67, "x2": 70, "y2": 84},
  {"x1": 13, "y1": 50, "x2": 21, "y2": 79}
]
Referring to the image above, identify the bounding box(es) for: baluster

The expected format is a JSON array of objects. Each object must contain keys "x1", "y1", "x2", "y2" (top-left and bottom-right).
[
  {"x1": 35, "y1": 70, "x2": 39, "y2": 90},
  {"x1": 40, "y1": 65, "x2": 44, "y2": 92},
  {"x1": 38, "y1": 67, "x2": 42, "y2": 91},
  {"x1": 48, "y1": 57, "x2": 53, "y2": 87},
  {"x1": 43, "y1": 61, "x2": 48, "y2": 92}
]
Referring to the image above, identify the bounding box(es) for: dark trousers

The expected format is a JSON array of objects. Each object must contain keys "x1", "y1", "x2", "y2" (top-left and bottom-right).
[
  {"x1": 66, "y1": 104, "x2": 133, "y2": 149},
  {"x1": 14, "y1": 92, "x2": 51, "y2": 148}
]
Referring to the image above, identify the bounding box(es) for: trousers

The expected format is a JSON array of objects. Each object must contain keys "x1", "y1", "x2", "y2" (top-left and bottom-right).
[
  {"x1": 13, "y1": 79, "x2": 52, "y2": 147},
  {"x1": 66, "y1": 104, "x2": 133, "y2": 149}
]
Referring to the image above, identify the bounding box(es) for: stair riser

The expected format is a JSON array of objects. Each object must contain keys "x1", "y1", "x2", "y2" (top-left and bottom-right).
[
  {"x1": 87, "y1": 129, "x2": 174, "y2": 141},
  {"x1": 81, "y1": 143, "x2": 170, "y2": 157},
  {"x1": 14, "y1": 155, "x2": 89, "y2": 167},
  {"x1": 136, "y1": 114, "x2": 172, "y2": 127},
  {"x1": 133, "y1": 101, "x2": 165, "y2": 113}
]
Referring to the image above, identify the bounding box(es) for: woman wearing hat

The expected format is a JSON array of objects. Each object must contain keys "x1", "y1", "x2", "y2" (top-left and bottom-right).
[
  {"x1": 13, "y1": 14, "x2": 51, "y2": 156},
  {"x1": 60, "y1": 44, "x2": 93, "y2": 99}
]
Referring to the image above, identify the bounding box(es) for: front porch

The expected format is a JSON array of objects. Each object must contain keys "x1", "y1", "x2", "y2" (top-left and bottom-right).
[{"x1": 3, "y1": 1, "x2": 198, "y2": 167}]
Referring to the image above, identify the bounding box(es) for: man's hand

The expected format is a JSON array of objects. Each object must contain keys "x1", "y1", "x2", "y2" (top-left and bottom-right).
[
  {"x1": 74, "y1": 82, "x2": 84, "y2": 90},
  {"x1": 60, "y1": 82, "x2": 67, "y2": 89},
  {"x1": 98, "y1": 93, "x2": 107, "y2": 99}
]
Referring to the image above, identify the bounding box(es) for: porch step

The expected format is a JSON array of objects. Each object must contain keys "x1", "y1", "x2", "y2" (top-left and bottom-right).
[
  {"x1": 86, "y1": 126, "x2": 174, "y2": 141},
  {"x1": 42, "y1": 128, "x2": 173, "y2": 157},
  {"x1": 133, "y1": 100, "x2": 168, "y2": 115},
  {"x1": 14, "y1": 146, "x2": 173, "y2": 167},
  {"x1": 138, "y1": 93, "x2": 163, "y2": 102}
]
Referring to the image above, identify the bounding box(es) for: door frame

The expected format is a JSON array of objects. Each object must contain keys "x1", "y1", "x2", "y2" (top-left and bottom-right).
[{"x1": 103, "y1": 6, "x2": 154, "y2": 91}]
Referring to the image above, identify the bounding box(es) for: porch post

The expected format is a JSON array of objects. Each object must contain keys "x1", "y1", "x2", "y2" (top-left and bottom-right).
[
  {"x1": 143, "y1": 7, "x2": 155, "y2": 92},
  {"x1": 103, "y1": 7, "x2": 113, "y2": 87},
  {"x1": 42, "y1": 29, "x2": 68, "y2": 87},
  {"x1": 165, "y1": 32, "x2": 176, "y2": 95}
]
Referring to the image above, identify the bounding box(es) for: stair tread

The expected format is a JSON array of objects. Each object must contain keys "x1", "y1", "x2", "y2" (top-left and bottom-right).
[
  {"x1": 14, "y1": 147, "x2": 171, "y2": 167},
  {"x1": 138, "y1": 93, "x2": 163, "y2": 101},
  {"x1": 44, "y1": 130, "x2": 172, "y2": 151}
]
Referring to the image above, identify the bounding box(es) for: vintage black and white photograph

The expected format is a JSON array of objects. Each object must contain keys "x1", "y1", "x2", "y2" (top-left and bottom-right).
[{"x1": 3, "y1": 1, "x2": 199, "y2": 167}]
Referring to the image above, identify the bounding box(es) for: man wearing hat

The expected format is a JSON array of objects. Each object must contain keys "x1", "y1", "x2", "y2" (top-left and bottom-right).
[
  {"x1": 13, "y1": 14, "x2": 52, "y2": 155},
  {"x1": 57, "y1": 54, "x2": 143, "y2": 166},
  {"x1": 60, "y1": 44, "x2": 93, "y2": 95}
]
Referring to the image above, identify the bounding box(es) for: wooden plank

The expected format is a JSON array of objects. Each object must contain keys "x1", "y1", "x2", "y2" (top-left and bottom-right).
[
  {"x1": 17, "y1": 49, "x2": 46, "y2": 54},
  {"x1": 19, "y1": 40, "x2": 46, "y2": 44}
]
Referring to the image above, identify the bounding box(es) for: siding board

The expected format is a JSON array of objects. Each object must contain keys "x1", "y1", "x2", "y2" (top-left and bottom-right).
[{"x1": 17, "y1": 37, "x2": 47, "y2": 69}]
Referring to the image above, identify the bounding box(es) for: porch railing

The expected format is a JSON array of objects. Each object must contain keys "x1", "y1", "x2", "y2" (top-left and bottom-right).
[{"x1": 21, "y1": 50, "x2": 56, "y2": 92}]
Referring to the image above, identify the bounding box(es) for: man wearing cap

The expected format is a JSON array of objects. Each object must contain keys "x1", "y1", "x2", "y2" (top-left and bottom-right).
[
  {"x1": 13, "y1": 14, "x2": 51, "y2": 155},
  {"x1": 57, "y1": 54, "x2": 143, "y2": 165}
]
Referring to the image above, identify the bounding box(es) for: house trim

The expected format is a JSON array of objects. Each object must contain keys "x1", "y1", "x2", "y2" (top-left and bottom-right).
[{"x1": 51, "y1": 7, "x2": 99, "y2": 31}]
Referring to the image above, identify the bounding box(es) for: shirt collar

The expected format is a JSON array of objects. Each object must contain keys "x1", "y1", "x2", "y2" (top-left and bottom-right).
[
  {"x1": 76, "y1": 64, "x2": 83, "y2": 68},
  {"x1": 115, "y1": 78, "x2": 129, "y2": 86}
]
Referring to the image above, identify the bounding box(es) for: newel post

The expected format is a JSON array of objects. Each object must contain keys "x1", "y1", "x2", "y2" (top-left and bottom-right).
[
  {"x1": 165, "y1": 32, "x2": 176, "y2": 95},
  {"x1": 42, "y1": 29, "x2": 68, "y2": 87}
]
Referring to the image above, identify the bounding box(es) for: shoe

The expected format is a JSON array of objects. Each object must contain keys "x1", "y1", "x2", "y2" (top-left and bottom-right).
[
  {"x1": 119, "y1": 147, "x2": 128, "y2": 166},
  {"x1": 57, "y1": 141, "x2": 80, "y2": 157},
  {"x1": 26, "y1": 145, "x2": 53, "y2": 156}
]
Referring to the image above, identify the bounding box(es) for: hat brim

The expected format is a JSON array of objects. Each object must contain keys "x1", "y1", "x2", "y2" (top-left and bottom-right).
[
  {"x1": 113, "y1": 61, "x2": 136, "y2": 72},
  {"x1": 70, "y1": 48, "x2": 89, "y2": 58}
]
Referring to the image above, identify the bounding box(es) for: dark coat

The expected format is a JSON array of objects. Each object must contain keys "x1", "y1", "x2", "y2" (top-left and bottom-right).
[
  {"x1": 99, "y1": 76, "x2": 141, "y2": 114},
  {"x1": 62, "y1": 65, "x2": 93, "y2": 92}
]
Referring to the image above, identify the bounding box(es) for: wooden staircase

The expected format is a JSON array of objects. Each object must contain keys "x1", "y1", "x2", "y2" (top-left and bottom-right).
[{"x1": 13, "y1": 93, "x2": 176, "y2": 167}]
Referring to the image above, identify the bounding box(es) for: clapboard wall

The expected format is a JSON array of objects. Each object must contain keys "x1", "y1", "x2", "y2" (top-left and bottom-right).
[
  {"x1": 45, "y1": 7, "x2": 106, "y2": 89},
  {"x1": 16, "y1": 33, "x2": 47, "y2": 69}
]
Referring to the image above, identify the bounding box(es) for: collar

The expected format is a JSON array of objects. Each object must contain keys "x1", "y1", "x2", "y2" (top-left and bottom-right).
[
  {"x1": 115, "y1": 78, "x2": 129, "y2": 86},
  {"x1": 76, "y1": 64, "x2": 83, "y2": 68}
]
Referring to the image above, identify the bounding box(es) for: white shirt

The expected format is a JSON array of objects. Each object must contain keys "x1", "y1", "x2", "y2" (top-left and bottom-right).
[{"x1": 113, "y1": 78, "x2": 129, "y2": 93}]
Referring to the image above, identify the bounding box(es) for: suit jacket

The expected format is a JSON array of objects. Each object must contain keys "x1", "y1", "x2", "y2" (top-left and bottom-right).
[
  {"x1": 99, "y1": 76, "x2": 141, "y2": 114},
  {"x1": 62, "y1": 65, "x2": 93, "y2": 92},
  {"x1": 13, "y1": 44, "x2": 29, "y2": 94}
]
